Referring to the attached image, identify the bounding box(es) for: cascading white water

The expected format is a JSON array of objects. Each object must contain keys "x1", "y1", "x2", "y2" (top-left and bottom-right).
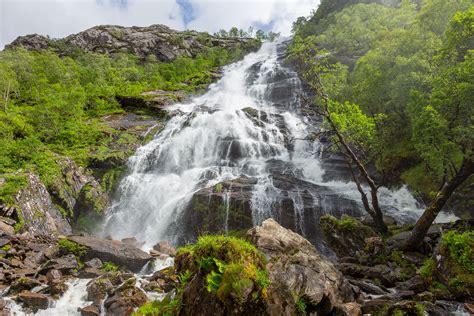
[
  {"x1": 103, "y1": 39, "x2": 452, "y2": 248},
  {"x1": 6, "y1": 279, "x2": 91, "y2": 316}
]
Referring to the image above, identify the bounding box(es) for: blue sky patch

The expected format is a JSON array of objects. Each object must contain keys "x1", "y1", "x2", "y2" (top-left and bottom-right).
[{"x1": 177, "y1": 0, "x2": 197, "y2": 26}]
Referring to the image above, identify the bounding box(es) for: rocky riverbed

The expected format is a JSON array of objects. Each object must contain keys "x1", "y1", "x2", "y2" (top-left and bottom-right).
[{"x1": 0, "y1": 216, "x2": 472, "y2": 315}]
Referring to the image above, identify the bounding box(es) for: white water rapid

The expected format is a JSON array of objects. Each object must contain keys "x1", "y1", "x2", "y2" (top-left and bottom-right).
[{"x1": 102, "y1": 39, "x2": 452, "y2": 249}]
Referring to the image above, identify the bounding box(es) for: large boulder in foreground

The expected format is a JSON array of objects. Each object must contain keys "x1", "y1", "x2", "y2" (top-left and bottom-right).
[
  {"x1": 136, "y1": 220, "x2": 359, "y2": 315},
  {"x1": 67, "y1": 236, "x2": 151, "y2": 272},
  {"x1": 247, "y1": 218, "x2": 359, "y2": 315}
]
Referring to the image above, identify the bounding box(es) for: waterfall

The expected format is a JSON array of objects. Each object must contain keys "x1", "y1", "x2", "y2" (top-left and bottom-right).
[{"x1": 103, "y1": 39, "x2": 434, "y2": 248}]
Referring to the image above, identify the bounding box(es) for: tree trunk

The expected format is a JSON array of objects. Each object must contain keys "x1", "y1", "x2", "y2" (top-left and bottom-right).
[
  {"x1": 402, "y1": 158, "x2": 473, "y2": 250},
  {"x1": 325, "y1": 102, "x2": 388, "y2": 233}
]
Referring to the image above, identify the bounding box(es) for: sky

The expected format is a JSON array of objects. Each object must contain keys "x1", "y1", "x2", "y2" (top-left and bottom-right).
[{"x1": 0, "y1": 0, "x2": 320, "y2": 49}]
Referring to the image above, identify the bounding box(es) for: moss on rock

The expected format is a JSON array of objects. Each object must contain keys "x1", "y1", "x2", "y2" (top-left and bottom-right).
[
  {"x1": 320, "y1": 214, "x2": 377, "y2": 258},
  {"x1": 173, "y1": 235, "x2": 269, "y2": 315}
]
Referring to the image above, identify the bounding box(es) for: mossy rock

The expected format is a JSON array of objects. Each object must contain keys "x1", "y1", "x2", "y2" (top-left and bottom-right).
[
  {"x1": 320, "y1": 214, "x2": 377, "y2": 258},
  {"x1": 173, "y1": 235, "x2": 269, "y2": 315},
  {"x1": 432, "y1": 230, "x2": 474, "y2": 299}
]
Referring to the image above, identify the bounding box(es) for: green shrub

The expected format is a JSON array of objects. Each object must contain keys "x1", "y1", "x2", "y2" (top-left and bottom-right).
[
  {"x1": 338, "y1": 215, "x2": 359, "y2": 229},
  {"x1": 418, "y1": 258, "x2": 435, "y2": 281},
  {"x1": 133, "y1": 297, "x2": 181, "y2": 316},
  {"x1": 0, "y1": 244, "x2": 11, "y2": 252},
  {"x1": 441, "y1": 230, "x2": 474, "y2": 273},
  {"x1": 296, "y1": 297, "x2": 307, "y2": 315},
  {"x1": 0, "y1": 174, "x2": 27, "y2": 205}
]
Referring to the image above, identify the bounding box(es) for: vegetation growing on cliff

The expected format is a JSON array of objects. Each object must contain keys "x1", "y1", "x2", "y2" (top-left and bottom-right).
[
  {"x1": 0, "y1": 44, "x2": 253, "y2": 204},
  {"x1": 291, "y1": 0, "x2": 473, "y2": 195}
]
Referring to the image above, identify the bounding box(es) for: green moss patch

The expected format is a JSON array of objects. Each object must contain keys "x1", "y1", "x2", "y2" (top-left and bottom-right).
[
  {"x1": 58, "y1": 239, "x2": 88, "y2": 257},
  {"x1": 176, "y1": 235, "x2": 269, "y2": 309}
]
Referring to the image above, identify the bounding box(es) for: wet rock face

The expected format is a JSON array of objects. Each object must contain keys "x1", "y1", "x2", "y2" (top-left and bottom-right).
[
  {"x1": 6, "y1": 25, "x2": 260, "y2": 62},
  {"x1": 173, "y1": 176, "x2": 256, "y2": 243},
  {"x1": 176, "y1": 172, "x2": 362, "y2": 251},
  {"x1": 14, "y1": 173, "x2": 71, "y2": 236},
  {"x1": 247, "y1": 219, "x2": 360, "y2": 315}
]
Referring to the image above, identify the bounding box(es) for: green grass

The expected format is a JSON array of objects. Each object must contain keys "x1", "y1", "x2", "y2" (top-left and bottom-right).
[
  {"x1": 101, "y1": 261, "x2": 119, "y2": 272},
  {"x1": 58, "y1": 239, "x2": 88, "y2": 257}
]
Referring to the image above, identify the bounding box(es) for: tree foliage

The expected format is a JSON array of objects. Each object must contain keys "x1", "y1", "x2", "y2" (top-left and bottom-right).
[
  {"x1": 291, "y1": 0, "x2": 473, "y2": 243},
  {"x1": 292, "y1": 0, "x2": 473, "y2": 195}
]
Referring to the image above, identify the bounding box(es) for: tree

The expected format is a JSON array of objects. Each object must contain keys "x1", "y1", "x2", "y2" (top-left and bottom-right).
[
  {"x1": 229, "y1": 27, "x2": 239, "y2": 38},
  {"x1": 290, "y1": 36, "x2": 388, "y2": 233},
  {"x1": 214, "y1": 29, "x2": 228, "y2": 38},
  {"x1": 0, "y1": 65, "x2": 18, "y2": 113},
  {"x1": 402, "y1": 8, "x2": 474, "y2": 250},
  {"x1": 255, "y1": 30, "x2": 265, "y2": 41}
]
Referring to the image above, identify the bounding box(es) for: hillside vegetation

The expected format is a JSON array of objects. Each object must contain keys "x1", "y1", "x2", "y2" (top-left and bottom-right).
[
  {"x1": 0, "y1": 37, "x2": 258, "y2": 206},
  {"x1": 291, "y1": 0, "x2": 473, "y2": 207}
]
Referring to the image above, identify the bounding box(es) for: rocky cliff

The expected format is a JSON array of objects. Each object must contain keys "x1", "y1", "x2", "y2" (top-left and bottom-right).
[{"x1": 5, "y1": 24, "x2": 260, "y2": 62}]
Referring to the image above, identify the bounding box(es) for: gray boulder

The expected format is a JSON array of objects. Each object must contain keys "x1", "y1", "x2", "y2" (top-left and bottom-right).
[
  {"x1": 67, "y1": 235, "x2": 151, "y2": 272},
  {"x1": 14, "y1": 173, "x2": 71, "y2": 236},
  {"x1": 247, "y1": 218, "x2": 360, "y2": 315}
]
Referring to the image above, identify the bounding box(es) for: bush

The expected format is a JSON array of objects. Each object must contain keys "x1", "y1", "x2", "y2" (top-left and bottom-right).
[
  {"x1": 418, "y1": 258, "x2": 435, "y2": 281},
  {"x1": 441, "y1": 230, "x2": 474, "y2": 273},
  {"x1": 133, "y1": 297, "x2": 181, "y2": 316}
]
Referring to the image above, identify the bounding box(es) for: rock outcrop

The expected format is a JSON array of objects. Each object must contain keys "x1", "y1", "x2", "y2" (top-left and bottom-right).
[
  {"x1": 166, "y1": 219, "x2": 360, "y2": 315},
  {"x1": 247, "y1": 218, "x2": 359, "y2": 315},
  {"x1": 174, "y1": 172, "x2": 361, "y2": 251},
  {"x1": 67, "y1": 235, "x2": 152, "y2": 272},
  {"x1": 51, "y1": 157, "x2": 109, "y2": 220},
  {"x1": 13, "y1": 173, "x2": 71, "y2": 236},
  {"x1": 6, "y1": 25, "x2": 260, "y2": 62}
]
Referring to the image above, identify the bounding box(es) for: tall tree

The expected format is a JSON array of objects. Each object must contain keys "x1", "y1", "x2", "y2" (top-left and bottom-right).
[
  {"x1": 290, "y1": 36, "x2": 388, "y2": 233},
  {"x1": 403, "y1": 8, "x2": 474, "y2": 249}
]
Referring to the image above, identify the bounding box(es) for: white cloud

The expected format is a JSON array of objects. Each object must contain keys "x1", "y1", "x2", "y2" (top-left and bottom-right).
[
  {"x1": 0, "y1": 0, "x2": 319, "y2": 49},
  {"x1": 186, "y1": 0, "x2": 319, "y2": 36},
  {"x1": 0, "y1": 0, "x2": 184, "y2": 48}
]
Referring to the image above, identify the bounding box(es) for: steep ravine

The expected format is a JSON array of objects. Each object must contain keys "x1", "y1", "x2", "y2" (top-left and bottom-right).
[{"x1": 102, "y1": 39, "x2": 452, "y2": 251}]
